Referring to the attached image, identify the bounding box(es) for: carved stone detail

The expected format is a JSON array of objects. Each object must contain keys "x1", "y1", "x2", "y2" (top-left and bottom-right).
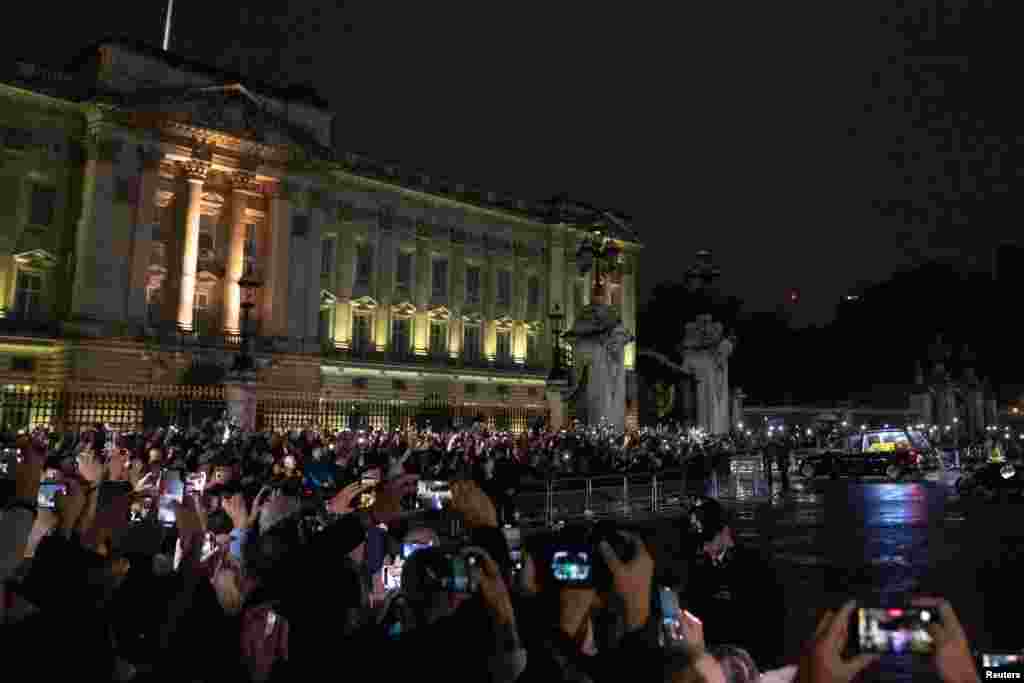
[
  {"x1": 179, "y1": 160, "x2": 210, "y2": 182},
  {"x1": 156, "y1": 190, "x2": 175, "y2": 208},
  {"x1": 230, "y1": 171, "x2": 258, "y2": 193}
]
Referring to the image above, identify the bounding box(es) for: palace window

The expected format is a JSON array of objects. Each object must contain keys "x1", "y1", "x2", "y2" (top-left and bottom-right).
[
  {"x1": 192, "y1": 291, "x2": 212, "y2": 336},
  {"x1": 321, "y1": 236, "x2": 336, "y2": 277},
  {"x1": 465, "y1": 266, "x2": 481, "y2": 305},
  {"x1": 14, "y1": 271, "x2": 42, "y2": 318},
  {"x1": 244, "y1": 224, "x2": 258, "y2": 276},
  {"x1": 355, "y1": 243, "x2": 374, "y2": 288},
  {"x1": 496, "y1": 270, "x2": 511, "y2": 307},
  {"x1": 149, "y1": 242, "x2": 167, "y2": 268},
  {"x1": 527, "y1": 276, "x2": 540, "y2": 317},
  {"x1": 463, "y1": 325, "x2": 482, "y2": 360},
  {"x1": 391, "y1": 317, "x2": 411, "y2": 355},
  {"x1": 352, "y1": 314, "x2": 372, "y2": 353},
  {"x1": 198, "y1": 214, "x2": 216, "y2": 258},
  {"x1": 496, "y1": 330, "x2": 512, "y2": 362},
  {"x1": 146, "y1": 285, "x2": 162, "y2": 325},
  {"x1": 396, "y1": 251, "x2": 412, "y2": 291},
  {"x1": 527, "y1": 332, "x2": 540, "y2": 363},
  {"x1": 319, "y1": 306, "x2": 335, "y2": 344},
  {"x1": 432, "y1": 258, "x2": 448, "y2": 299},
  {"x1": 29, "y1": 185, "x2": 56, "y2": 227},
  {"x1": 429, "y1": 320, "x2": 447, "y2": 356}
]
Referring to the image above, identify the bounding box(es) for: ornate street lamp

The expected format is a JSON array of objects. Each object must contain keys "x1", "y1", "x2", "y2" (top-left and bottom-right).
[
  {"x1": 548, "y1": 303, "x2": 566, "y2": 382},
  {"x1": 231, "y1": 274, "x2": 263, "y2": 374},
  {"x1": 576, "y1": 224, "x2": 623, "y2": 303}
]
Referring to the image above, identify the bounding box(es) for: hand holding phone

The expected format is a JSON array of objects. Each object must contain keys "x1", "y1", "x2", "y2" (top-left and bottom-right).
[
  {"x1": 158, "y1": 470, "x2": 184, "y2": 525},
  {"x1": 37, "y1": 481, "x2": 67, "y2": 509},
  {"x1": 854, "y1": 607, "x2": 938, "y2": 656}
]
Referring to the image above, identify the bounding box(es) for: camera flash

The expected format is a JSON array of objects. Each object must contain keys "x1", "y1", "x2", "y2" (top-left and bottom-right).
[{"x1": 920, "y1": 610, "x2": 930, "y2": 622}]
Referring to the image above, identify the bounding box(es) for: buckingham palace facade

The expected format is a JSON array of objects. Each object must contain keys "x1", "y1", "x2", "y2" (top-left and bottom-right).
[{"x1": 0, "y1": 39, "x2": 640, "y2": 428}]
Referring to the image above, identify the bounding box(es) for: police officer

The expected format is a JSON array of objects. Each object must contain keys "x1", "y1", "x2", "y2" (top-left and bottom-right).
[
  {"x1": 682, "y1": 497, "x2": 785, "y2": 670},
  {"x1": 775, "y1": 435, "x2": 791, "y2": 493}
]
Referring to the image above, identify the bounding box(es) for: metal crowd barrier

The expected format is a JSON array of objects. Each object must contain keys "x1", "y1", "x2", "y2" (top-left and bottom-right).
[{"x1": 515, "y1": 469, "x2": 692, "y2": 527}]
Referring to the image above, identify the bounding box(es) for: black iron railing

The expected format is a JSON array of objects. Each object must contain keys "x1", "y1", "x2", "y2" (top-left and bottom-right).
[{"x1": 0, "y1": 386, "x2": 549, "y2": 434}]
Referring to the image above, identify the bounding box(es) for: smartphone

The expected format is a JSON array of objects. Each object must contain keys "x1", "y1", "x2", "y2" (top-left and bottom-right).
[
  {"x1": 0, "y1": 448, "x2": 17, "y2": 479},
  {"x1": 360, "y1": 479, "x2": 378, "y2": 509},
  {"x1": 402, "y1": 542, "x2": 433, "y2": 560},
  {"x1": 185, "y1": 472, "x2": 207, "y2": 498},
  {"x1": 855, "y1": 607, "x2": 937, "y2": 655},
  {"x1": 384, "y1": 565, "x2": 402, "y2": 591},
  {"x1": 416, "y1": 480, "x2": 452, "y2": 511},
  {"x1": 502, "y1": 526, "x2": 522, "y2": 552},
  {"x1": 659, "y1": 587, "x2": 687, "y2": 642},
  {"x1": 130, "y1": 497, "x2": 154, "y2": 523},
  {"x1": 551, "y1": 546, "x2": 593, "y2": 585},
  {"x1": 158, "y1": 470, "x2": 184, "y2": 525},
  {"x1": 37, "y1": 481, "x2": 67, "y2": 509},
  {"x1": 200, "y1": 532, "x2": 217, "y2": 562}
]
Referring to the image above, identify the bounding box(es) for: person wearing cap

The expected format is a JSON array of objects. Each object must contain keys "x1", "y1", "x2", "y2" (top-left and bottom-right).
[{"x1": 682, "y1": 497, "x2": 785, "y2": 670}]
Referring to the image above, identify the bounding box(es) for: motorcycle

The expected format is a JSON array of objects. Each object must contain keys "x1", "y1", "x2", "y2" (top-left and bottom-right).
[{"x1": 954, "y1": 459, "x2": 1024, "y2": 500}]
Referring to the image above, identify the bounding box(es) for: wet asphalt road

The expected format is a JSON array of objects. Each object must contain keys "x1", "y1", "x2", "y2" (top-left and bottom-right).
[{"x1": 515, "y1": 465, "x2": 1022, "y2": 680}]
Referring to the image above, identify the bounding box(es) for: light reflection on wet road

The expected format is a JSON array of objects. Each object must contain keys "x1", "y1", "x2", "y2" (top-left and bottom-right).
[
  {"x1": 634, "y1": 467, "x2": 1018, "y2": 680},
  {"x1": 517, "y1": 465, "x2": 1020, "y2": 676}
]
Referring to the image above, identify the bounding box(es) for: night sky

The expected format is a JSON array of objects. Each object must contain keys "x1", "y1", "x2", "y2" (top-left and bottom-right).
[{"x1": 5, "y1": 1, "x2": 1019, "y2": 326}]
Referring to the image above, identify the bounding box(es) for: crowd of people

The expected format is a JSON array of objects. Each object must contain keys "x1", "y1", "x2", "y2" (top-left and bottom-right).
[{"x1": 0, "y1": 420, "x2": 985, "y2": 682}]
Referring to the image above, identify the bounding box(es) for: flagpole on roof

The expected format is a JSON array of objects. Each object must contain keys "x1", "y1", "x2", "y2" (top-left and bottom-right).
[{"x1": 162, "y1": 0, "x2": 174, "y2": 51}]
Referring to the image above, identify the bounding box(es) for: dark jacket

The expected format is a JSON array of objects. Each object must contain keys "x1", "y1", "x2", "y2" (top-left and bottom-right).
[{"x1": 683, "y1": 544, "x2": 786, "y2": 670}]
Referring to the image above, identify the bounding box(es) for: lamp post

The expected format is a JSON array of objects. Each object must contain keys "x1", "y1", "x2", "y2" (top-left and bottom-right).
[
  {"x1": 231, "y1": 274, "x2": 263, "y2": 375},
  {"x1": 548, "y1": 303, "x2": 566, "y2": 382},
  {"x1": 576, "y1": 225, "x2": 622, "y2": 304}
]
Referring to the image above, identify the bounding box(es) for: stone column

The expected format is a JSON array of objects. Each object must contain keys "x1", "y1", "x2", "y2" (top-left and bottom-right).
[
  {"x1": 414, "y1": 232, "x2": 430, "y2": 355},
  {"x1": 125, "y1": 147, "x2": 163, "y2": 327},
  {"x1": 306, "y1": 205, "x2": 324, "y2": 347},
  {"x1": 263, "y1": 183, "x2": 292, "y2": 337},
  {"x1": 223, "y1": 172, "x2": 254, "y2": 335},
  {"x1": 175, "y1": 161, "x2": 208, "y2": 332},
  {"x1": 70, "y1": 130, "x2": 120, "y2": 322}
]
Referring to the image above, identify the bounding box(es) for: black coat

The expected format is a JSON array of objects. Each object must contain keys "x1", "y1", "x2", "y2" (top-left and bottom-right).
[{"x1": 683, "y1": 544, "x2": 787, "y2": 670}]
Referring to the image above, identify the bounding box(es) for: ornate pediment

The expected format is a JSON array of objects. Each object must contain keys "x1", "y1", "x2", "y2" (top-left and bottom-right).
[
  {"x1": 462, "y1": 311, "x2": 484, "y2": 325},
  {"x1": 117, "y1": 84, "x2": 324, "y2": 156},
  {"x1": 495, "y1": 315, "x2": 515, "y2": 330},
  {"x1": 392, "y1": 301, "x2": 417, "y2": 317},
  {"x1": 351, "y1": 296, "x2": 378, "y2": 312},
  {"x1": 13, "y1": 249, "x2": 57, "y2": 269}
]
